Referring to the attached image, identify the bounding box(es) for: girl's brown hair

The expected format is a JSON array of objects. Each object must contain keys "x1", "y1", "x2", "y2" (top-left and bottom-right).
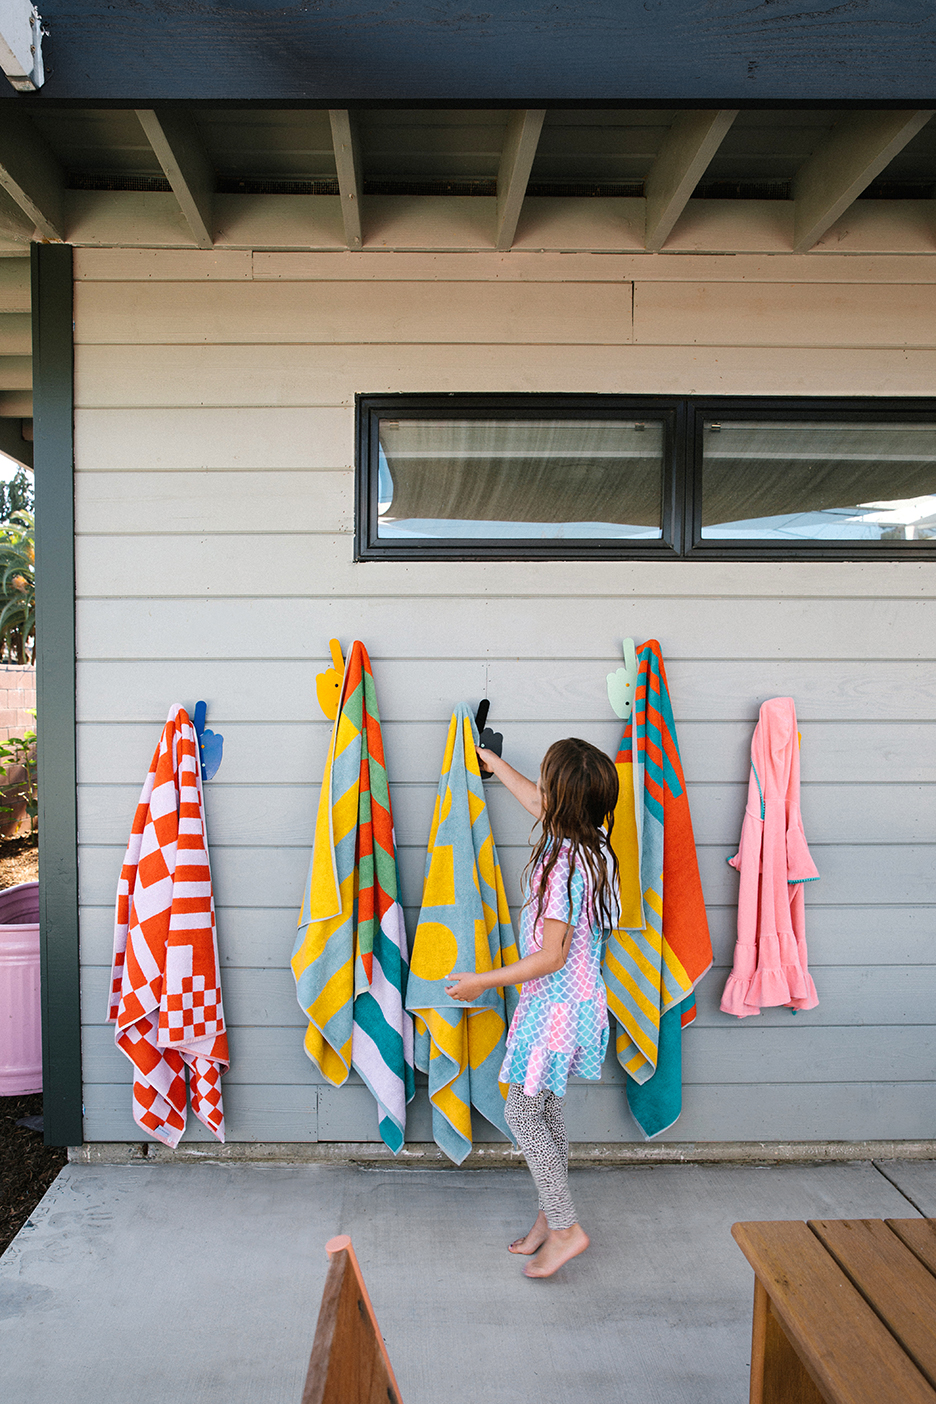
[{"x1": 524, "y1": 737, "x2": 620, "y2": 933}]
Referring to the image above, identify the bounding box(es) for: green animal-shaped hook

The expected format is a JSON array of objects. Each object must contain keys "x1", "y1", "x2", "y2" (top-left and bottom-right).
[{"x1": 607, "y1": 638, "x2": 639, "y2": 720}]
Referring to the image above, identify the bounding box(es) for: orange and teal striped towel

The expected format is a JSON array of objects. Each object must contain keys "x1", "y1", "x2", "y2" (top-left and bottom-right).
[
  {"x1": 293, "y1": 641, "x2": 415, "y2": 1152},
  {"x1": 603, "y1": 640, "x2": 712, "y2": 1138}
]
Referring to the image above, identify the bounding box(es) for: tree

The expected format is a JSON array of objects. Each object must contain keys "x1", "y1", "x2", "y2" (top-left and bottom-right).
[{"x1": 0, "y1": 468, "x2": 33, "y2": 522}]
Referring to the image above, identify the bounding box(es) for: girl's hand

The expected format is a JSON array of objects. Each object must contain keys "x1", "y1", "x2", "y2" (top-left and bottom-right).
[
  {"x1": 474, "y1": 750, "x2": 542, "y2": 818},
  {"x1": 476, "y1": 745, "x2": 495, "y2": 775},
  {"x1": 446, "y1": 971, "x2": 486, "y2": 1002}
]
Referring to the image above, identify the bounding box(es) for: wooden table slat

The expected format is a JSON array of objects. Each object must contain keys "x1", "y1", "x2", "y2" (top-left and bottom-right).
[
  {"x1": 888, "y1": 1220, "x2": 936, "y2": 1278},
  {"x1": 732, "y1": 1222, "x2": 936, "y2": 1404},
  {"x1": 808, "y1": 1219, "x2": 936, "y2": 1393}
]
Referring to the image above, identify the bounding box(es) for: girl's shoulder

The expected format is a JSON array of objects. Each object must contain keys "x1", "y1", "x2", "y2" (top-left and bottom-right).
[
  {"x1": 534, "y1": 835, "x2": 570, "y2": 862},
  {"x1": 539, "y1": 835, "x2": 611, "y2": 879},
  {"x1": 538, "y1": 836, "x2": 574, "y2": 873}
]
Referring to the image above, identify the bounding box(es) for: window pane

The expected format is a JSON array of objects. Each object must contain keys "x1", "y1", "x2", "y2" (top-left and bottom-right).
[
  {"x1": 377, "y1": 418, "x2": 664, "y2": 540},
  {"x1": 701, "y1": 420, "x2": 936, "y2": 541}
]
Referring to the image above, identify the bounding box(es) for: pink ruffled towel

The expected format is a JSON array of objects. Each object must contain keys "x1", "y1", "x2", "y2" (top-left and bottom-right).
[{"x1": 720, "y1": 697, "x2": 819, "y2": 1018}]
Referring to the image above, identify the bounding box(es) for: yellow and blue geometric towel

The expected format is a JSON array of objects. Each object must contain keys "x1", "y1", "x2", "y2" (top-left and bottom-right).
[
  {"x1": 293, "y1": 641, "x2": 415, "y2": 1152},
  {"x1": 406, "y1": 703, "x2": 519, "y2": 1164}
]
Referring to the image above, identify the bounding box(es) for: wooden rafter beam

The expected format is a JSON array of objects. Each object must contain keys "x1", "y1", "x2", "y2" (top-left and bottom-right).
[
  {"x1": 793, "y1": 110, "x2": 934, "y2": 254},
  {"x1": 0, "y1": 187, "x2": 33, "y2": 245},
  {"x1": 644, "y1": 110, "x2": 738, "y2": 253},
  {"x1": 329, "y1": 110, "x2": 362, "y2": 251},
  {"x1": 135, "y1": 109, "x2": 215, "y2": 250},
  {"x1": 0, "y1": 390, "x2": 30, "y2": 416},
  {"x1": 0, "y1": 414, "x2": 31, "y2": 468},
  {"x1": 0, "y1": 257, "x2": 29, "y2": 310},
  {"x1": 495, "y1": 109, "x2": 546, "y2": 252},
  {"x1": 0, "y1": 108, "x2": 64, "y2": 241},
  {"x1": 0, "y1": 313, "x2": 31, "y2": 355},
  {"x1": 0, "y1": 356, "x2": 30, "y2": 391}
]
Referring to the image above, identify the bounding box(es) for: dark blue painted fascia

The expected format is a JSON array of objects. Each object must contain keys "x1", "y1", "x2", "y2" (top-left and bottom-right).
[{"x1": 2, "y1": 1, "x2": 935, "y2": 104}]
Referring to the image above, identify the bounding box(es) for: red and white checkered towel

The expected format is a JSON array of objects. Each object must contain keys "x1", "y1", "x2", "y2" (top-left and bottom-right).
[{"x1": 108, "y1": 705, "x2": 229, "y2": 1147}]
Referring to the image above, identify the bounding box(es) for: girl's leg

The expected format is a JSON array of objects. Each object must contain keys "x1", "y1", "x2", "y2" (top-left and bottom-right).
[
  {"x1": 514, "y1": 1090, "x2": 565, "y2": 1238},
  {"x1": 504, "y1": 1084, "x2": 577, "y2": 1232},
  {"x1": 504, "y1": 1084, "x2": 590, "y2": 1277},
  {"x1": 542, "y1": 1089, "x2": 569, "y2": 1182},
  {"x1": 503, "y1": 1078, "x2": 550, "y2": 1253}
]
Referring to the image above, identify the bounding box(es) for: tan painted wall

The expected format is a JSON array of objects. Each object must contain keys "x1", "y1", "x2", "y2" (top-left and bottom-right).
[{"x1": 73, "y1": 248, "x2": 936, "y2": 1145}]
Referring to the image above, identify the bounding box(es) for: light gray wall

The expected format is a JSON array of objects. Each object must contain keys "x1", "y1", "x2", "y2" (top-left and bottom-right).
[{"x1": 73, "y1": 248, "x2": 936, "y2": 1145}]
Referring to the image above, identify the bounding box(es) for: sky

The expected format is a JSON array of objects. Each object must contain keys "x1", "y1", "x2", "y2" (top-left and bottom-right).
[{"x1": 0, "y1": 452, "x2": 28, "y2": 481}]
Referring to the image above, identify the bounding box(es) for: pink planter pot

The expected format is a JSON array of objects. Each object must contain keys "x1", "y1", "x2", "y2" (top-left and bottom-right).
[{"x1": 0, "y1": 881, "x2": 41, "y2": 1095}]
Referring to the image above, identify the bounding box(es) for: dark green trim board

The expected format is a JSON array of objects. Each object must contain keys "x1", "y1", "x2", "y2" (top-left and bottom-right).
[{"x1": 32, "y1": 244, "x2": 81, "y2": 1148}]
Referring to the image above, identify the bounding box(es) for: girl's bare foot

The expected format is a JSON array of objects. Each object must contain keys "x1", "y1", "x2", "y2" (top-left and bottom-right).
[
  {"x1": 523, "y1": 1223, "x2": 590, "y2": 1277},
  {"x1": 508, "y1": 1210, "x2": 548, "y2": 1255}
]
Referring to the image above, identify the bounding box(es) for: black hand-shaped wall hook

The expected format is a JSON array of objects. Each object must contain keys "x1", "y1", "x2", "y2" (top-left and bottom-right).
[{"x1": 475, "y1": 698, "x2": 503, "y2": 778}]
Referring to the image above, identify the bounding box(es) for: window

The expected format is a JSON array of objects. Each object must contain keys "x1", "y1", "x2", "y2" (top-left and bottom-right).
[{"x1": 356, "y1": 395, "x2": 936, "y2": 560}]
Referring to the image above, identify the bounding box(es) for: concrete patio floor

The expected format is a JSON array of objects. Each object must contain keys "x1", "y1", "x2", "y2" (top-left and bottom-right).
[{"x1": 2, "y1": 1157, "x2": 936, "y2": 1404}]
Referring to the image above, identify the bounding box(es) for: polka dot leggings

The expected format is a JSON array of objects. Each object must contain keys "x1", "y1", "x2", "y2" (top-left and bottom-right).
[{"x1": 504, "y1": 1083, "x2": 577, "y2": 1230}]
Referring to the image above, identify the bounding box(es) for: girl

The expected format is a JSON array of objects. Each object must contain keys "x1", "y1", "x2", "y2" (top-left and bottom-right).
[{"x1": 446, "y1": 737, "x2": 619, "y2": 1279}]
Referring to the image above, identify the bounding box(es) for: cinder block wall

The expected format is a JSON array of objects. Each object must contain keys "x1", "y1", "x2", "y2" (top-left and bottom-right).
[{"x1": 0, "y1": 663, "x2": 35, "y2": 742}]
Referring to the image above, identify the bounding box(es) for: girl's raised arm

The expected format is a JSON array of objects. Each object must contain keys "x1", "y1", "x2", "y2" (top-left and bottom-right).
[
  {"x1": 447, "y1": 917, "x2": 571, "y2": 1003},
  {"x1": 476, "y1": 748, "x2": 542, "y2": 818}
]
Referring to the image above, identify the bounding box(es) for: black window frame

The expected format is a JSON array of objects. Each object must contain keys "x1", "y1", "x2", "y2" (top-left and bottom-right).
[{"x1": 355, "y1": 393, "x2": 936, "y2": 562}]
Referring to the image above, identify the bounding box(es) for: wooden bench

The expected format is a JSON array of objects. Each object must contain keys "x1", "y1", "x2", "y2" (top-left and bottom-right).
[
  {"x1": 732, "y1": 1219, "x2": 936, "y2": 1404},
  {"x1": 302, "y1": 1235, "x2": 403, "y2": 1404}
]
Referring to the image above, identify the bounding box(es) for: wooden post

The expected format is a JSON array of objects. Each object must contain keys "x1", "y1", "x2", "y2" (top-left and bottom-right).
[
  {"x1": 749, "y1": 1277, "x2": 767, "y2": 1404},
  {"x1": 33, "y1": 243, "x2": 82, "y2": 1149},
  {"x1": 761, "y1": 1291, "x2": 824, "y2": 1404},
  {"x1": 301, "y1": 1235, "x2": 403, "y2": 1404},
  {"x1": 749, "y1": 1274, "x2": 828, "y2": 1404}
]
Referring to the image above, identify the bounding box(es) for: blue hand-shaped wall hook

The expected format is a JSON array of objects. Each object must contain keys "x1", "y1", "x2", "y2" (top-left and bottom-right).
[{"x1": 191, "y1": 700, "x2": 224, "y2": 781}]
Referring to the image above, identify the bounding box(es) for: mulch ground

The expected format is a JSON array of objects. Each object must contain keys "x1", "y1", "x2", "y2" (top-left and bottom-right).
[
  {"x1": 0, "y1": 831, "x2": 38, "y2": 889},
  {"x1": 0, "y1": 836, "x2": 67, "y2": 1258},
  {"x1": 0, "y1": 1093, "x2": 66, "y2": 1257}
]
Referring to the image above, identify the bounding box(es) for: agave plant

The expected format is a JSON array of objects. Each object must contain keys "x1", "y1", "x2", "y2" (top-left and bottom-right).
[{"x1": 0, "y1": 509, "x2": 34, "y2": 664}]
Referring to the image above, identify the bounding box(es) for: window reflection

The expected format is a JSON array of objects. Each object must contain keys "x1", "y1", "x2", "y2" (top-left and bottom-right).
[
  {"x1": 377, "y1": 418, "x2": 665, "y2": 540},
  {"x1": 701, "y1": 421, "x2": 936, "y2": 541}
]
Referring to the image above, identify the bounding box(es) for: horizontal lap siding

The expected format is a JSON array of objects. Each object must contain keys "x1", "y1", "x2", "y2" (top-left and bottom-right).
[
  {"x1": 73, "y1": 343, "x2": 936, "y2": 403},
  {"x1": 73, "y1": 249, "x2": 936, "y2": 1147}
]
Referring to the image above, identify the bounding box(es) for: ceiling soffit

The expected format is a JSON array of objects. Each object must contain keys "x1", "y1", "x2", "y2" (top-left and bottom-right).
[{"x1": 0, "y1": 107, "x2": 932, "y2": 255}]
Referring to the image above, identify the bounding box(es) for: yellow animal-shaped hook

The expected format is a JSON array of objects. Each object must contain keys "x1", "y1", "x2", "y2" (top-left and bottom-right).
[{"x1": 316, "y1": 639, "x2": 345, "y2": 720}]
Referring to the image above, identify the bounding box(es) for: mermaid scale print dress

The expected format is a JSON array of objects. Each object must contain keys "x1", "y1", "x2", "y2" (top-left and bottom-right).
[{"x1": 499, "y1": 839, "x2": 612, "y2": 1097}]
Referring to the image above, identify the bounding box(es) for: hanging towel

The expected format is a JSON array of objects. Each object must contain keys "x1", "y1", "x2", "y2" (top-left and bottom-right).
[
  {"x1": 602, "y1": 640, "x2": 713, "y2": 1138},
  {"x1": 406, "y1": 703, "x2": 519, "y2": 1165},
  {"x1": 109, "y1": 705, "x2": 228, "y2": 1149},
  {"x1": 720, "y1": 697, "x2": 819, "y2": 1018},
  {"x1": 293, "y1": 641, "x2": 415, "y2": 1152}
]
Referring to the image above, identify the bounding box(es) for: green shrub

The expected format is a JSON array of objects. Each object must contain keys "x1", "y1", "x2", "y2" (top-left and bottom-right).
[{"x1": 0, "y1": 728, "x2": 36, "y2": 833}]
